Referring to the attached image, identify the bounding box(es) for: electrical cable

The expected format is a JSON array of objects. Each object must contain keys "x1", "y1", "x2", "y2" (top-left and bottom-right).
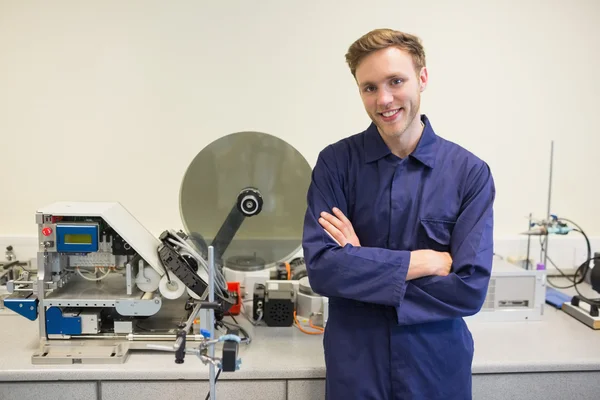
[
  {"x1": 540, "y1": 217, "x2": 598, "y2": 303},
  {"x1": 240, "y1": 300, "x2": 262, "y2": 325},
  {"x1": 293, "y1": 311, "x2": 324, "y2": 335},
  {"x1": 571, "y1": 255, "x2": 600, "y2": 305},
  {"x1": 177, "y1": 247, "x2": 227, "y2": 298},
  {"x1": 203, "y1": 319, "x2": 252, "y2": 400},
  {"x1": 157, "y1": 247, "x2": 173, "y2": 284},
  {"x1": 167, "y1": 234, "x2": 228, "y2": 293},
  {"x1": 204, "y1": 368, "x2": 221, "y2": 400},
  {"x1": 540, "y1": 219, "x2": 590, "y2": 283},
  {"x1": 74, "y1": 266, "x2": 112, "y2": 282},
  {"x1": 220, "y1": 320, "x2": 251, "y2": 344},
  {"x1": 545, "y1": 256, "x2": 577, "y2": 289}
]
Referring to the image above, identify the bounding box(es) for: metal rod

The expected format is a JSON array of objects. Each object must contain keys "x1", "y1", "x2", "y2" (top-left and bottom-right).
[
  {"x1": 125, "y1": 262, "x2": 132, "y2": 296},
  {"x1": 544, "y1": 141, "x2": 554, "y2": 268},
  {"x1": 71, "y1": 333, "x2": 207, "y2": 340},
  {"x1": 174, "y1": 303, "x2": 203, "y2": 350},
  {"x1": 208, "y1": 245, "x2": 216, "y2": 400},
  {"x1": 131, "y1": 333, "x2": 206, "y2": 341},
  {"x1": 526, "y1": 212, "x2": 532, "y2": 270},
  {"x1": 147, "y1": 344, "x2": 202, "y2": 355}
]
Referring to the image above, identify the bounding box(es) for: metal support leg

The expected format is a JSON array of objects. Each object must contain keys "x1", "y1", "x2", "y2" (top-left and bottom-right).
[
  {"x1": 208, "y1": 245, "x2": 216, "y2": 400},
  {"x1": 125, "y1": 262, "x2": 132, "y2": 295}
]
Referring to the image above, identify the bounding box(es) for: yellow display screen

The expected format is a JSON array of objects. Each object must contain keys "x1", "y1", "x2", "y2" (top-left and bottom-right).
[{"x1": 64, "y1": 234, "x2": 93, "y2": 245}]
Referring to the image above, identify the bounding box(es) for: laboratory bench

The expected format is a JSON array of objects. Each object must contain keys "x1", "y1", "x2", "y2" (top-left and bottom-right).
[{"x1": 1, "y1": 285, "x2": 599, "y2": 400}]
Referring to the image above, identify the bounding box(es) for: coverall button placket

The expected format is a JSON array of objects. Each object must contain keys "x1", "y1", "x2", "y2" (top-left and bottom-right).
[{"x1": 389, "y1": 161, "x2": 407, "y2": 249}]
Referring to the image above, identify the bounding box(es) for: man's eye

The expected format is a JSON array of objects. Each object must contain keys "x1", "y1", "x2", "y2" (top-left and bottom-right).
[
  {"x1": 392, "y1": 79, "x2": 403, "y2": 85},
  {"x1": 364, "y1": 86, "x2": 376, "y2": 92}
]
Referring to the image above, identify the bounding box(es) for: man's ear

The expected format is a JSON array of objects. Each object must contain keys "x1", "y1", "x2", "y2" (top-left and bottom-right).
[{"x1": 419, "y1": 67, "x2": 429, "y2": 92}]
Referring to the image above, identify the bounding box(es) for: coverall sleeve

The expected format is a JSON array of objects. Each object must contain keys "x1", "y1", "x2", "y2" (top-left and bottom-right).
[
  {"x1": 302, "y1": 148, "x2": 411, "y2": 307},
  {"x1": 396, "y1": 162, "x2": 496, "y2": 325}
]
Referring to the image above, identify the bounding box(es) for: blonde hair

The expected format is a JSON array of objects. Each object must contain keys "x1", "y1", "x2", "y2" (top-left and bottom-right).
[{"x1": 345, "y1": 29, "x2": 426, "y2": 77}]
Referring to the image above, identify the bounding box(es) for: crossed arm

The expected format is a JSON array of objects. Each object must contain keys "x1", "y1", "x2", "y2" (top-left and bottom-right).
[
  {"x1": 302, "y1": 151, "x2": 495, "y2": 325},
  {"x1": 318, "y1": 207, "x2": 453, "y2": 281}
]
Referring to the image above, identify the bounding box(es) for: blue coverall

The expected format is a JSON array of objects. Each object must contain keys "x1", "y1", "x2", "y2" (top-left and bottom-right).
[{"x1": 302, "y1": 114, "x2": 495, "y2": 400}]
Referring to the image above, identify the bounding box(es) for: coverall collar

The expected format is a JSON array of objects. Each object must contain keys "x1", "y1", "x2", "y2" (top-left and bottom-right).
[{"x1": 364, "y1": 114, "x2": 438, "y2": 168}]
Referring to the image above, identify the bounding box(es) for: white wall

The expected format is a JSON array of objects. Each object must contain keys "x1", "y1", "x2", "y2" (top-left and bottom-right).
[{"x1": 1, "y1": 0, "x2": 599, "y2": 248}]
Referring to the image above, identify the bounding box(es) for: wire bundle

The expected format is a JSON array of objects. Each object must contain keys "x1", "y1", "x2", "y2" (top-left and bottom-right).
[
  {"x1": 544, "y1": 217, "x2": 599, "y2": 305},
  {"x1": 164, "y1": 230, "x2": 229, "y2": 298}
]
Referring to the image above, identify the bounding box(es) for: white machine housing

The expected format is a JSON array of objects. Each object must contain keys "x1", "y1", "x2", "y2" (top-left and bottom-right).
[
  {"x1": 466, "y1": 259, "x2": 546, "y2": 322},
  {"x1": 4, "y1": 201, "x2": 211, "y2": 364}
]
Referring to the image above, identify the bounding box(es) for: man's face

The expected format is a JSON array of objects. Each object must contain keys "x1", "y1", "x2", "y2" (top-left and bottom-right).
[{"x1": 355, "y1": 47, "x2": 428, "y2": 141}]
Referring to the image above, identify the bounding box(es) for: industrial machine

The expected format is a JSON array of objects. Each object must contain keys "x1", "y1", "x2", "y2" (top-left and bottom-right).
[
  {"x1": 3, "y1": 130, "x2": 314, "y2": 398},
  {"x1": 467, "y1": 259, "x2": 546, "y2": 322},
  {"x1": 5, "y1": 202, "x2": 243, "y2": 369}
]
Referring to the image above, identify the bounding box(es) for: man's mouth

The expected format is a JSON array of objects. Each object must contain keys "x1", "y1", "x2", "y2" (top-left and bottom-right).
[{"x1": 379, "y1": 108, "x2": 402, "y2": 121}]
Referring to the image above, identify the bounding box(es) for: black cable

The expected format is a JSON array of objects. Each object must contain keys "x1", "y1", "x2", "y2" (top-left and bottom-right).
[
  {"x1": 202, "y1": 320, "x2": 250, "y2": 399},
  {"x1": 545, "y1": 256, "x2": 577, "y2": 289},
  {"x1": 546, "y1": 255, "x2": 573, "y2": 279},
  {"x1": 204, "y1": 368, "x2": 222, "y2": 400},
  {"x1": 164, "y1": 267, "x2": 172, "y2": 284},
  {"x1": 539, "y1": 218, "x2": 591, "y2": 285},
  {"x1": 571, "y1": 256, "x2": 600, "y2": 305},
  {"x1": 558, "y1": 218, "x2": 592, "y2": 283},
  {"x1": 156, "y1": 248, "x2": 172, "y2": 283},
  {"x1": 230, "y1": 314, "x2": 239, "y2": 325},
  {"x1": 221, "y1": 319, "x2": 251, "y2": 344}
]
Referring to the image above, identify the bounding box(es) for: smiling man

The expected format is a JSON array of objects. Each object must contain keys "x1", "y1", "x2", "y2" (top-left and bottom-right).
[{"x1": 302, "y1": 29, "x2": 496, "y2": 400}]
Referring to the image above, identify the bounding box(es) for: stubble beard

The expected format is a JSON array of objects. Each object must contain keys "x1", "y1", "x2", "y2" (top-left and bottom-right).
[{"x1": 374, "y1": 98, "x2": 421, "y2": 142}]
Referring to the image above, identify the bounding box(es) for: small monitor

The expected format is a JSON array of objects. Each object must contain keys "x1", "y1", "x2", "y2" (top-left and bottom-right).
[{"x1": 64, "y1": 233, "x2": 93, "y2": 245}]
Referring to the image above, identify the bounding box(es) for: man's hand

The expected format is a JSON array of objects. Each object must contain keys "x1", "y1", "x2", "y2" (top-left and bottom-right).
[
  {"x1": 318, "y1": 207, "x2": 361, "y2": 247},
  {"x1": 407, "y1": 249, "x2": 453, "y2": 280}
]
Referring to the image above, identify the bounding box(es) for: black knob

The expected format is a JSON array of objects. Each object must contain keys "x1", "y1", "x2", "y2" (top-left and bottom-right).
[
  {"x1": 174, "y1": 330, "x2": 186, "y2": 364},
  {"x1": 237, "y1": 188, "x2": 263, "y2": 217}
]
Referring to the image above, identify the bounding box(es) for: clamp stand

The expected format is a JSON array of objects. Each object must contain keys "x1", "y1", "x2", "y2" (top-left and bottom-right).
[{"x1": 147, "y1": 245, "x2": 243, "y2": 400}]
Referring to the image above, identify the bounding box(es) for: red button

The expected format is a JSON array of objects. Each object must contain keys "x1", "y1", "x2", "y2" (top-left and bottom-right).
[{"x1": 42, "y1": 227, "x2": 53, "y2": 236}]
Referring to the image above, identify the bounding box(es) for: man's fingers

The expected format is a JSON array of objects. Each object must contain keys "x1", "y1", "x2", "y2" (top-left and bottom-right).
[
  {"x1": 332, "y1": 207, "x2": 353, "y2": 228},
  {"x1": 319, "y1": 217, "x2": 344, "y2": 246},
  {"x1": 331, "y1": 208, "x2": 356, "y2": 237},
  {"x1": 323, "y1": 228, "x2": 341, "y2": 246},
  {"x1": 320, "y1": 211, "x2": 346, "y2": 232}
]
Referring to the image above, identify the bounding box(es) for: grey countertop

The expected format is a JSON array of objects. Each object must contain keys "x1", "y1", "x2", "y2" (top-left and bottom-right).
[{"x1": 1, "y1": 283, "x2": 599, "y2": 382}]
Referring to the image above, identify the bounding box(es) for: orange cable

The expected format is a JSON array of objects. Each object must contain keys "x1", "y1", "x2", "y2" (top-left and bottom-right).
[{"x1": 293, "y1": 311, "x2": 323, "y2": 335}]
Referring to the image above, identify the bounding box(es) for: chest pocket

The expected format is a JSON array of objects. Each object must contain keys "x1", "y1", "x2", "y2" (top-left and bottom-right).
[{"x1": 418, "y1": 218, "x2": 456, "y2": 252}]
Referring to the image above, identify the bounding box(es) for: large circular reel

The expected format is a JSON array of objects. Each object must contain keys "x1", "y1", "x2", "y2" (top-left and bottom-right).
[
  {"x1": 179, "y1": 131, "x2": 312, "y2": 268},
  {"x1": 158, "y1": 131, "x2": 312, "y2": 307}
]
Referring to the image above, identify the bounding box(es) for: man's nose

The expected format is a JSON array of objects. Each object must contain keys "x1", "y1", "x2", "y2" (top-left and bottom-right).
[{"x1": 376, "y1": 89, "x2": 393, "y2": 107}]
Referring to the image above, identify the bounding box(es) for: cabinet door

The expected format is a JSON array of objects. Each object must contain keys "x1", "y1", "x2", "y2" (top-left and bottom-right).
[
  {"x1": 101, "y1": 380, "x2": 286, "y2": 400},
  {"x1": 0, "y1": 382, "x2": 98, "y2": 400}
]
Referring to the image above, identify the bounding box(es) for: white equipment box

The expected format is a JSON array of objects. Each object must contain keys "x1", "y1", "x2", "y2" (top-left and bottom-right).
[{"x1": 466, "y1": 259, "x2": 546, "y2": 322}]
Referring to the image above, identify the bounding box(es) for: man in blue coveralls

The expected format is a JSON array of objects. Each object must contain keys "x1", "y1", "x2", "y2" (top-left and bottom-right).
[{"x1": 302, "y1": 28, "x2": 495, "y2": 399}]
